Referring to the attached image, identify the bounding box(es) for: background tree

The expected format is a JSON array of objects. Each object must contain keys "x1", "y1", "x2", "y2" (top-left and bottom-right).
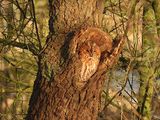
[{"x1": 137, "y1": 0, "x2": 160, "y2": 120}]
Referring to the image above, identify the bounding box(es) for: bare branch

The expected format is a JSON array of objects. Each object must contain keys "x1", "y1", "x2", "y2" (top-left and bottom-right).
[{"x1": 0, "y1": 38, "x2": 38, "y2": 55}]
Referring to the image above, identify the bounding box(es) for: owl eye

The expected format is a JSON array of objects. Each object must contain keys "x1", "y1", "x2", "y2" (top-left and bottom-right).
[
  {"x1": 92, "y1": 42, "x2": 97, "y2": 46},
  {"x1": 86, "y1": 49, "x2": 90, "y2": 53}
]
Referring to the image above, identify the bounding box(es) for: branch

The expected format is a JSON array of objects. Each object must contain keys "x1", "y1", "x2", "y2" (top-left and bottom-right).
[
  {"x1": 103, "y1": 58, "x2": 132, "y2": 108},
  {"x1": 99, "y1": 35, "x2": 125, "y2": 70},
  {"x1": 0, "y1": 38, "x2": 38, "y2": 55},
  {"x1": 31, "y1": 0, "x2": 42, "y2": 50},
  {"x1": 124, "y1": 0, "x2": 139, "y2": 35}
]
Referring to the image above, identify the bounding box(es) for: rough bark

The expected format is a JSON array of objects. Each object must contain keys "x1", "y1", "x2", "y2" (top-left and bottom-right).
[{"x1": 26, "y1": 0, "x2": 124, "y2": 120}]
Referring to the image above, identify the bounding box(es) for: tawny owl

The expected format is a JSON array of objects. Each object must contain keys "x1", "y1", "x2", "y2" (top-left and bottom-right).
[{"x1": 75, "y1": 41, "x2": 101, "y2": 88}]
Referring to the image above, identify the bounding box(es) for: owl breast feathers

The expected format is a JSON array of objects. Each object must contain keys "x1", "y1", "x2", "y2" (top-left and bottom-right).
[{"x1": 75, "y1": 41, "x2": 101, "y2": 87}]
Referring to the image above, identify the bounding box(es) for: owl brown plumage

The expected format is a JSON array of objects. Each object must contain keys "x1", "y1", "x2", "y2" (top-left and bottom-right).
[
  {"x1": 75, "y1": 41, "x2": 101, "y2": 88},
  {"x1": 69, "y1": 27, "x2": 112, "y2": 58},
  {"x1": 79, "y1": 41, "x2": 100, "y2": 80},
  {"x1": 69, "y1": 27, "x2": 113, "y2": 88}
]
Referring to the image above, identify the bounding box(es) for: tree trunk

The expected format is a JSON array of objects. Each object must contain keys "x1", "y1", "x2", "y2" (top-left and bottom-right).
[
  {"x1": 26, "y1": 0, "x2": 124, "y2": 120},
  {"x1": 137, "y1": 1, "x2": 159, "y2": 120},
  {"x1": 153, "y1": 0, "x2": 160, "y2": 38}
]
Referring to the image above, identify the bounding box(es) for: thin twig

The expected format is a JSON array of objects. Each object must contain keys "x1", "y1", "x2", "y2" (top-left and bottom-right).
[
  {"x1": 0, "y1": 38, "x2": 38, "y2": 55},
  {"x1": 110, "y1": 0, "x2": 119, "y2": 35},
  {"x1": 103, "y1": 58, "x2": 133, "y2": 109},
  {"x1": 30, "y1": 0, "x2": 42, "y2": 51}
]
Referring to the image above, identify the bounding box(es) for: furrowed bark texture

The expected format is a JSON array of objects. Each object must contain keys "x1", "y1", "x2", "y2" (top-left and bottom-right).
[{"x1": 26, "y1": 0, "x2": 124, "y2": 120}]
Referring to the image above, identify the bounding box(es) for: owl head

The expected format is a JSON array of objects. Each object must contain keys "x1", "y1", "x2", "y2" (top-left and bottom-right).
[{"x1": 78, "y1": 41, "x2": 101, "y2": 62}]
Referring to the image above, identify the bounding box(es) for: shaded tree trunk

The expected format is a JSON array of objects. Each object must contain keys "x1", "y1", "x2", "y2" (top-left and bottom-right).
[{"x1": 26, "y1": 0, "x2": 124, "y2": 120}]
